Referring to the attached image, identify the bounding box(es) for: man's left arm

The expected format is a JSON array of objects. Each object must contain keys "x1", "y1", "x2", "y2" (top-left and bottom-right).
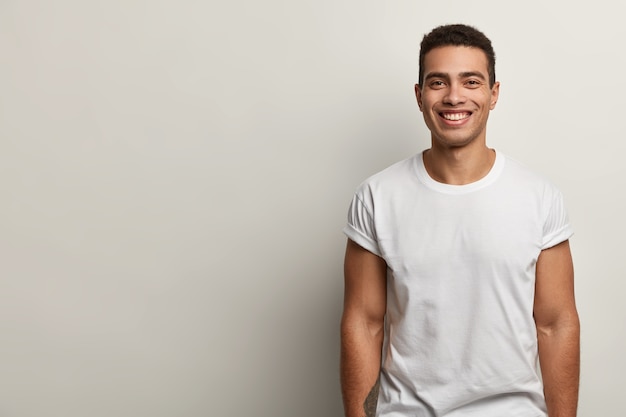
[{"x1": 534, "y1": 239, "x2": 580, "y2": 417}]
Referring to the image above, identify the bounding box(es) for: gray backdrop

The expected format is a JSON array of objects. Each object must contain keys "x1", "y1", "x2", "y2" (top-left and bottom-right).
[{"x1": 0, "y1": 1, "x2": 623, "y2": 416}]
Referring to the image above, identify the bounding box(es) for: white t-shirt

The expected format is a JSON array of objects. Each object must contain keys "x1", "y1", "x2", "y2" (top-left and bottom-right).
[{"x1": 344, "y1": 150, "x2": 573, "y2": 417}]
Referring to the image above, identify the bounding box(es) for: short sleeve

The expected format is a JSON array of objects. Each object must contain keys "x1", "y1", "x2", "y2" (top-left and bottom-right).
[
  {"x1": 343, "y1": 191, "x2": 382, "y2": 257},
  {"x1": 541, "y1": 187, "x2": 574, "y2": 250}
]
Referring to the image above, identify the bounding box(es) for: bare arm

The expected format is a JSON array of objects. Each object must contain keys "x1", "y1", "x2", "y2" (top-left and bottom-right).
[
  {"x1": 341, "y1": 239, "x2": 387, "y2": 417},
  {"x1": 534, "y1": 240, "x2": 580, "y2": 417}
]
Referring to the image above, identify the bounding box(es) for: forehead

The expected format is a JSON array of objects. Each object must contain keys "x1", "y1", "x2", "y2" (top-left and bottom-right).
[{"x1": 423, "y1": 45, "x2": 489, "y2": 77}]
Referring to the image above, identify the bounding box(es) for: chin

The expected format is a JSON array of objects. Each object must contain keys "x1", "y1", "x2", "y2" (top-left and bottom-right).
[{"x1": 434, "y1": 136, "x2": 478, "y2": 148}]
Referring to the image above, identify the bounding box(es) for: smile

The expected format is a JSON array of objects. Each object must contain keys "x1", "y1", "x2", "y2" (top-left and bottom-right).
[{"x1": 441, "y1": 112, "x2": 471, "y2": 121}]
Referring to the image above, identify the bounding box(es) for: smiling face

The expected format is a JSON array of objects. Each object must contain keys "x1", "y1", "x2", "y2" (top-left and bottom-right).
[{"x1": 416, "y1": 45, "x2": 500, "y2": 150}]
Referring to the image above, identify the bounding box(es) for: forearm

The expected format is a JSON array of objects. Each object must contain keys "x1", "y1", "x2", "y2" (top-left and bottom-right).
[
  {"x1": 340, "y1": 318, "x2": 383, "y2": 417},
  {"x1": 537, "y1": 316, "x2": 580, "y2": 417}
]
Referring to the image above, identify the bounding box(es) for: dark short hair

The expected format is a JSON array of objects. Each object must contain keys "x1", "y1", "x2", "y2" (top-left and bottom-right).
[{"x1": 418, "y1": 24, "x2": 496, "y2": 88}]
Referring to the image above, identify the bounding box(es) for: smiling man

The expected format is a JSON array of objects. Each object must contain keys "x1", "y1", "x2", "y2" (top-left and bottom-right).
[{"x1": 340, "y1": 24, "x2": 580, "y2": 417}]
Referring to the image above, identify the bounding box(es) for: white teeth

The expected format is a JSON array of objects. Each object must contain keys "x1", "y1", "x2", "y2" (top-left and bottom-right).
[{"x1": 442, "y1": 113, "x2": 470, "y2": 121}]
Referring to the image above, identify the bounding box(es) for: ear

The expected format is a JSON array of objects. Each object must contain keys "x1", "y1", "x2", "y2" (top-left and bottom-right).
[
  {"x1": 489, "y1": 81, "x2": 500, "y2": 110},
  {"x1": 415, "y1": 84, "x2": 423, "y2": 111}
]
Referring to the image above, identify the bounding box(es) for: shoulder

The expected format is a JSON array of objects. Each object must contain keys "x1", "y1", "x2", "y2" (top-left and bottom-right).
[
  {"x1": 354, "y1": 153, "x2": 421, "y2": 196},
  {"x1": 500, "y1": 152, "x2": 563, "y2": 196},
  {"x1": 346, "y1": 154, "x2": 421, "y2": 216}
]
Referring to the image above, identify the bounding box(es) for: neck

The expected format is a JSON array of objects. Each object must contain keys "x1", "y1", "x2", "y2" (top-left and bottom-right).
[{"x1": 423, "y1": 143, "x2": 496, "y2": 185}]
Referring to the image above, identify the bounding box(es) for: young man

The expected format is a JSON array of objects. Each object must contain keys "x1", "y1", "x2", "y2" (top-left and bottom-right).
[{"x1": 341, "y1": 24, "x2": 580, "y2": 417}]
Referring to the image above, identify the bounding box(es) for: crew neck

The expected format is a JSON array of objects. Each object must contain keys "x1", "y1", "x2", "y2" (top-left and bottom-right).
[{"x1": 415, "y1": 149, "x2": 505, "y2": 195}]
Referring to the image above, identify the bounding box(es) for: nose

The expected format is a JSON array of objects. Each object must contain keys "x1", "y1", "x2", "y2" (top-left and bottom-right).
[{"x1": 443, "y1": 82, "x2": 466, "y2": 105}]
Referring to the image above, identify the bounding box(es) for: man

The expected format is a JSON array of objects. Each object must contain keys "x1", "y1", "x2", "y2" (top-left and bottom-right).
[{"x1": 340, "y1": 24, "x2": 580, "y2": 417}]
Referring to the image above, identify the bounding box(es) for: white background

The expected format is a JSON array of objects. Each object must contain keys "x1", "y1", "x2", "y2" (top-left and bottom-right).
[{"x1": 0, "y1": 1, "x2": 623, "y2": 416}]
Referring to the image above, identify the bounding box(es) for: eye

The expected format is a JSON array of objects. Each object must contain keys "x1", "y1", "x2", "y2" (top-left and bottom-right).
[
  {"x1": 465, "y1": 79, "x2": 482, "y2": 88},
  {"x1": 429, "y1": 80, "x2": 446, "y2": 89}
]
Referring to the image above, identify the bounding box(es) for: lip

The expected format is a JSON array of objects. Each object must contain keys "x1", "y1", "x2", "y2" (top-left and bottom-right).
[{"x1": 438, "y1": 110, "x2": 472, "y2": 125}]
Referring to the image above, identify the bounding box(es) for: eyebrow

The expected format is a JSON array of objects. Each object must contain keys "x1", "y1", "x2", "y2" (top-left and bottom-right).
[
  {"x1": 459, "y1": 71, "x2": 486, "y2": 80},
  {"x1": 424, "y1": 71, "x2": 487, "y2": 81}
]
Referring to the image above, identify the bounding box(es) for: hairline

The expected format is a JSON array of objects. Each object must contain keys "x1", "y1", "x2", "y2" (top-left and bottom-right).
[
  {"x1": 420, "y1": 45, "x2": 493, "y2": 87},
  {"x1": 418, "y1": 25, "x2": 497, "y2": 88}
]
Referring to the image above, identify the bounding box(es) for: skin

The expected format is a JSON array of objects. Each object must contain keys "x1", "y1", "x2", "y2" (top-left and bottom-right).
[
  {"x1": 535, "y1": 240, "x2": 580, "y2": 417},
  {"x1": 341, "y1": 45, "x2": 579, "y2": 417},
  {"x1": 340, "y1": 240, "x2": 386, "y2": 417},
  {"x1": 415, "y1": 45, "x2": 499, "y2": 185}
]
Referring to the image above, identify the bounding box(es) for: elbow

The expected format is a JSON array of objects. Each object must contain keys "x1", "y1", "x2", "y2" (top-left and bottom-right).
[
  {"x1": 341, "y1": 310, "x2": 385, "y2": 341},
  {"x1": 536, "y1": 311, "x2": 580, "y2": 339}
]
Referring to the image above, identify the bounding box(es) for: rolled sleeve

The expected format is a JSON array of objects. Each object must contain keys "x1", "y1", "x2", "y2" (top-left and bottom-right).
[{"x1": 343, "y1": 193, "x2": 381, "y2": 257}]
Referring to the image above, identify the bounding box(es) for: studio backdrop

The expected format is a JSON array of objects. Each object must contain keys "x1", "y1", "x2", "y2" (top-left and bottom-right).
[{"x1": 0, "y1": 1, "x2": 623, "y2": 416}]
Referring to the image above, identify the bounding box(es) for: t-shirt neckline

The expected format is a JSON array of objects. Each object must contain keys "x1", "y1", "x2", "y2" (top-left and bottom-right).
[{"x1": 415, "y1": 149, "x2": 505, "y2": 195}]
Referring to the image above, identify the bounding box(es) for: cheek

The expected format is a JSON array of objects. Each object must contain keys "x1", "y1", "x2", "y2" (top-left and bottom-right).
[{"x1": 420, "y1": 96, "x2": 434, "y2": 110}]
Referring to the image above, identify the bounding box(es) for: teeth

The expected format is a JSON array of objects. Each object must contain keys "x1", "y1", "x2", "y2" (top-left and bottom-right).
[{"x1": 442, "y1": 113, "x2": 470, "y2": 121}]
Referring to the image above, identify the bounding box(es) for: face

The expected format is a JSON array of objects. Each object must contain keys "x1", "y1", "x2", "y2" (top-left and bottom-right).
[{"x1": 415, "y1": 46, "x2": 499, "y2": 149}]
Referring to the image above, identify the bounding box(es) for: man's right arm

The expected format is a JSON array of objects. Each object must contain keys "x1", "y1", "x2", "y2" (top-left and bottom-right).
[{"x1": 341, "y1": 239, "x2": 387, "y2": 417}]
